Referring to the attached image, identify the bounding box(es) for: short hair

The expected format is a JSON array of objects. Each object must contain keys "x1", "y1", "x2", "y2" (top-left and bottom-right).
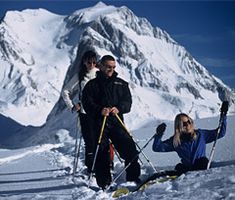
[{"x1": 100, "y1": 55, "x2": 115, "y2": 66}]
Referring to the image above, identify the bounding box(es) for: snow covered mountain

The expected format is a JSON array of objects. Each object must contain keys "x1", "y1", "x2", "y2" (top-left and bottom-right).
[{"x1": 0, "y1": 2, "x2": 235, "y2": 146}]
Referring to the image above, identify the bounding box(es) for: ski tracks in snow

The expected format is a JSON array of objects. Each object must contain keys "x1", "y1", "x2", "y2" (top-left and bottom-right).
[
  {"x1": 0, "y1": 144, "x2": 113, "y2": 200},
  {"x1": 0, "y1": 144, "x2": 235, "y2": 200},
  {"x1": 0, "y1": 145, "x2": 77, "y2": 200}
]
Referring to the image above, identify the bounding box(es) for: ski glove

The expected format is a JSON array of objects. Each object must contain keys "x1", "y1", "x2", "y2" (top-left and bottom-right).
[
  {"x1": 220, "y1": 101, "x2": 229, "y2": 115},
  {"x1": 72, "y1": 103, "x2": 81, "y2": 113},
  {"x1": 156, "y1": 123, "x2": 166, "y2": 137}
]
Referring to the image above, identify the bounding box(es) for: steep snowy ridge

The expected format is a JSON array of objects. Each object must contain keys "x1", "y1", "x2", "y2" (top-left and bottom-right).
[{"x1": 0, "y1": 2, "x2": 235, "y2": 147}]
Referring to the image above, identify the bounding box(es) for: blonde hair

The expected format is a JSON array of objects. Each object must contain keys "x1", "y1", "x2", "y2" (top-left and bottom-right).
[{"x1": 173, "y1": 113, "x2": 196, "y2": 147}]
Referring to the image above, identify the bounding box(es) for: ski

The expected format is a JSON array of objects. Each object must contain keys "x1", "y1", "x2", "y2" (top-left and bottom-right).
[{"x1": 112, "y1": 170, "x2": 180, "y2": 198}]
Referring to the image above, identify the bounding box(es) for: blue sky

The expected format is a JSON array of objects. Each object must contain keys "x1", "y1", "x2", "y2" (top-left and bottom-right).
[{"x1": 1, "y1": 0, "x2": 235, "y2": 89}]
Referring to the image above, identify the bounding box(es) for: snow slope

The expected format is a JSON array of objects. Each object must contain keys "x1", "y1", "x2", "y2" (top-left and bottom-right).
[{"x1": 0, "y1": 115, "x2": 234, "y2": 200}]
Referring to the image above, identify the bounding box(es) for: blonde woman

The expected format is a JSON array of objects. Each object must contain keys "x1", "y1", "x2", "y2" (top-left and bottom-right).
[{"x1": 152, "y1": 102, "x2": 228, "y2": 174}]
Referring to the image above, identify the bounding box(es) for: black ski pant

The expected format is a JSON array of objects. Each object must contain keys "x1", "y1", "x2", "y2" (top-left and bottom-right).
[
  {"x1": 175, "y1": 157, "x2": 209, "y2": 174},
  {"x1": 79, "y1": 113, "x2": 96, "y2": 172},
  {"x1": 94, "y1": 122, "x2": 141, "y2": 188}
]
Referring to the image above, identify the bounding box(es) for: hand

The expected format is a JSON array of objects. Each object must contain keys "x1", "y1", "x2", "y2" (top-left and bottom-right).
[
  {"x1": 220, "y1": 101, "x2": 229, "y2": 115},
  {"x1": 156, "y1": 123, "x2": 166, "y2": 137},
  {"x1": 101, "y1": 107, "x2": 111, "y2": 116},
  {"x1": 110, "y1": 107, "x2": 119, "y2": 115},
  {"x1": 72, "y1": 104, "x2": 81, "y2": 113}
]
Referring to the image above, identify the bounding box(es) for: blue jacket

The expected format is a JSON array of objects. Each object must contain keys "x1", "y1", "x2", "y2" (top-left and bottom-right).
[{"x1": 152, "y1": 116, "x2": 227, "y2": 167}]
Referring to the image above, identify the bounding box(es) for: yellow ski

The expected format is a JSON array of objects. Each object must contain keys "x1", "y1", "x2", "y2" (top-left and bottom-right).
[{"x1": 112, "y1": 173, "x2": 178, "y2": 198}]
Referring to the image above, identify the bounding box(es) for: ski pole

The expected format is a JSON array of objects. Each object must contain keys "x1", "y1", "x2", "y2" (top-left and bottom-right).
[
  {"x1": 73, "y1": 134, "x2": 82, "y2": 176},
  {"x1": 109, "y1": 139, "x2": 124, "y2": 164},
  {"x1": 115, "y1": 114, "x2": 158, "y2": 173},
  {"x1": 88, "y1": 116, "x2": 107, "y2": 182},
  {"x1": 107, "y1": 132, "x2": 158, "y2": 191},
  {"x1": 73, "y1": 119, "x2": 82, "y2": 177},
  {"x1": 114, "y1": 114, "x2": 143, "y2": 165},
  {"x1": 207, "y1": 113, "x2": 225, "y2": 169}
]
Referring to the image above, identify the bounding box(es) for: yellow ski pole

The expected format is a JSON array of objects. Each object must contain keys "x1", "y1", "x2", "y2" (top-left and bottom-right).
[{"x1": 115, "y1": 114, "x2": 157, "y2": 173}]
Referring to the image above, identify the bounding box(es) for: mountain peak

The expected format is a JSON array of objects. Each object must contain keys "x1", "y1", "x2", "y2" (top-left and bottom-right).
[
  {"x1": 93, "y1": 1, "x2": 108, "y2": 8},
  {"x1": 4, "y1": 8, "x2": 60, "y2": 22},
  {"x1": 0, "y1": 3, "x2": 234, "y2": 128},
  {"x1": 68, "y1": 1, "x2": 117, "y2": 24}
]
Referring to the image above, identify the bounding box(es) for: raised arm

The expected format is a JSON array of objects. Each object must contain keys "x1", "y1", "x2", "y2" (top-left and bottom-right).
[
  {"x1": 203, "y1": 101, "x2": 228, "y2": 143},
  {"x1": 152, "y1": 123, "x2": 175, "y2": 152},
  {"x1": 203, "y1": 115, "x2": 227, "y2": 144}
]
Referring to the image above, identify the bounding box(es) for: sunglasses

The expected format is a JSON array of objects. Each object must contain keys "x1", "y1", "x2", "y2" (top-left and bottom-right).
[
  {"x1": 182, "y1": 120, "x2": 191, "y2": 127},
  {"x1": 104, "y1": 64, "x2": 116, "y2": 70}
]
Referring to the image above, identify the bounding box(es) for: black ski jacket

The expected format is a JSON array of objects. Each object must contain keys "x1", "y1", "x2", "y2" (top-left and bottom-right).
[{"x1": 82, "y1": 71, "x2": 132, "y2": 123}]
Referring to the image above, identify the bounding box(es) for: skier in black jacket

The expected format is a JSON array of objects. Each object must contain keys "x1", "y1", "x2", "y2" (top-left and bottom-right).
[{"x1": 82, "y1": 55, "x2": 140, "y2": 189}]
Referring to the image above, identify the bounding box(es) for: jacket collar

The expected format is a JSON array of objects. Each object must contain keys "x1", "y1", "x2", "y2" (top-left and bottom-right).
[{"x1": 97, "y1": 71, "x2": 118, "y2": 82}]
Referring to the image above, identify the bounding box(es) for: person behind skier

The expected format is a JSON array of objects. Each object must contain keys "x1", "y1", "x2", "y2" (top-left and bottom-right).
[
  {"x1": 62, "y1": 50, "x2": 99, "y2": 173},
  {"x1": 82, "y1": 55, "x2": 141, "y2": 189},
  {"x1": 152, "y1": 101, "x2": 228, "y2": 174}
]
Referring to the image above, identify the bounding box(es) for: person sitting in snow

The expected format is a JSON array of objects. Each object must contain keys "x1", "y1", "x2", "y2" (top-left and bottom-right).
[{"x1": 152, "y1": 101, "x2": 228, "y2": 174}]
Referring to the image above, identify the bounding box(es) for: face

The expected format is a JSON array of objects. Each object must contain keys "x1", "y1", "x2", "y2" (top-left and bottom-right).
[
  {"x1": 84, "y1": 58, "x2": 96, "y2": 71},
  {"x1": 181, "y1": 116, "x2": 193, "y2": 134},
  {"x1": 101, "y1": 60, "x2": 116, "y2": 77}
]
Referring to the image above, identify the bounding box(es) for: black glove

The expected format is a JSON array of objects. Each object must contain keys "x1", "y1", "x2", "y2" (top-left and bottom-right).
[
  {"x1": 220, "y1": 101, "x2": 229, "y2": 116},
  {"x1": 156, "y1": 123, "x2": 166, "y2": 137}
]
